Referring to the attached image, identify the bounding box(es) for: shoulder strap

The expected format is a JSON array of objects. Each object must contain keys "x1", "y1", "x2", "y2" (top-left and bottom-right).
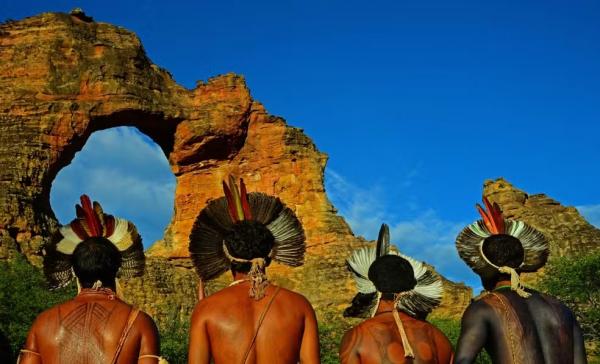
[
  {"x1": 241, "y1": 286, "x2": 281, "y2": 364},
  {"x1": 392, "y1": 309, "x2": 415, "y2": 358},
  {"x1": 111, "y1": 307, "x2": 140, "y2": 364}
]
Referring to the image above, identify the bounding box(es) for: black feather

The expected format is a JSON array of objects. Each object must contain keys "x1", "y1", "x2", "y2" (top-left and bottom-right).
[{"x1": 376, "y1": 223, "x2": 390, "y2": 258}]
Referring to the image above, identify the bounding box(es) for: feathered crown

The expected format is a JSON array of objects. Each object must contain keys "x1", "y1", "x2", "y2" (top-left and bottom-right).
[
  {"x1": 189, "y1": 176, "x2": 306, "y2": 297},
  {"x1": 344, "y1": 224, "x2": 443, "y2": 318},
  {"x1": 43, "y1": 195, "x2": 145, "y2": 289},
  {"x1": 455, "y1": 196, "x2": 549, "y2": 297}
]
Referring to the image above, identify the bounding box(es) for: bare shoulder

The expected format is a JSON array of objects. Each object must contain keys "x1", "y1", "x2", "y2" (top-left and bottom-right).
[
  {"x1": 276, "y1": 286, "x2": 314, "y2": 310},
  {"x1": 529, "y1": 291, "x2": 577, "y2": 320},
  {"x1": 461, "y1": 296, "x2": 494, "y2": 323},
  {"x1": 134, "y1": 310, "x2": 158, "y2": 332},
  {"x1": 425, "y1": 320, "x2": 452, "y2": 345},
  {"x1": 190, "y1": 286, "x2": 234, "y2": 323},
  {"x1": 467, "y1": 295, "x2": 494, "y2": 312},
  {"x1": 534, "y1": 291, "x2": 570, "y2": 309},
  {"x1": 341, "y1": 325, "x2": 362, "y2": 347},
  {"x1": 340, "y1": 321, "x2": 369, "y2": 356},
  {"x1": 30, "y1": 304, "x2": 60, "y2": 330}
]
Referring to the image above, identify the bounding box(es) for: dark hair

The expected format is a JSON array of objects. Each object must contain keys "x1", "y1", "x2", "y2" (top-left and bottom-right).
[
  {"x1": 482, "y1": 234, "x2": 524, "y2": 269},
  {"x1": 224, "y1": 220, "x2": 275, "y2": 273},
  {"x1": 72, "y1": 237, "x2": 121, "y2": 288},
  {"x1": 368, "y1": 255, "x2": 417, "y2": 295}
]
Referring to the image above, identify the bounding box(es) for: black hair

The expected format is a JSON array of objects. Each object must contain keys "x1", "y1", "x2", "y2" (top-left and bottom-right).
[
  {"x1": 368, "y1": 255, "x2": 417, "y2": 295},
  {"x1": 72, "y1": 236, "x2": 121, "y2": 288},
  {"x1": 224, "y1": 220, "x2": 275, "y2": 274},
  {"x1": 482, "y1": 234, "x2": 524, "y2": 269}
]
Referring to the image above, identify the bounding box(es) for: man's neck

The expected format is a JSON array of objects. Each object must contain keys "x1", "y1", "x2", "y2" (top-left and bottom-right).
[
  {"x1": 77, "y1": 279, "x2": 116, "y2": 292},
  {"x1": 493, "y1": 280, "x2": 512, "y2": 291},
  {"x1": 375, "y1": 300, "x2": 397, "y2": 315}
]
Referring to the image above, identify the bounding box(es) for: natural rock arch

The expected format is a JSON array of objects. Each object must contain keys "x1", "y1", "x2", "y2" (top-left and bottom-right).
[
  {"x1": 0, "y1": 12, "x2": 380, "y2": 318},
  {"x1": 49, "y1": 125, "x2": 176, "y2": 247},
  {"x1": 0, "y1": 12, "x2": 353, "y2": 262}
]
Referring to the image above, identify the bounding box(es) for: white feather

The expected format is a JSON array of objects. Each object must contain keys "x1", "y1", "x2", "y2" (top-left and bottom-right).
[
  {"x1": 413, "y1": 279, "x2": 443, "y2": 300},
  {"x1": 347, "y1": 247, "x2": 377, "y2": 293},
  {"x1": 56, "y1": 226, "x2": 83, "y2": 254},
  {"x1": 107, "y1": 218, "x2": 133, "y2": 251}
]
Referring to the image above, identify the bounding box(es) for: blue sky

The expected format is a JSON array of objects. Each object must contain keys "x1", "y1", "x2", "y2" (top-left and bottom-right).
[{"x1": 4, "y1": 1, "x2": 600, "y2": 289}]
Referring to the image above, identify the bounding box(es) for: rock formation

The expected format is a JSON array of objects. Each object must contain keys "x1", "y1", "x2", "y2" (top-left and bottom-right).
[
  {"x1": 483, "y1": 178, "x2": 600, "y2": 283},
  {"x1": 0, "y1": 10, "x2": 473, "y2": 320},
  {"x1": 1, "y1": 12, "x2": 597, "y2": 323}
]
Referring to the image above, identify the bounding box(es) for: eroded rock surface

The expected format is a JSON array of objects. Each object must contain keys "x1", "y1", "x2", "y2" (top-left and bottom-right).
[{"x1": 2, "y1": 13, "x2": 597, "y2": 321}]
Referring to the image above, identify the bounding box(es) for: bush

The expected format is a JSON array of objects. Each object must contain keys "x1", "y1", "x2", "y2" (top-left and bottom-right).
[
  {"x1": 538, "y1": 250, "x2": 600, "y2": 355},
  {"x1": 157, "y1": 309, "x2": 190, "y2": 364},
  {"x1": 0, "y1": 256, "x2": 76, "y2": 360},
  {"x1": 318, "y1": 312, "x2": 356, "y2": 364}
]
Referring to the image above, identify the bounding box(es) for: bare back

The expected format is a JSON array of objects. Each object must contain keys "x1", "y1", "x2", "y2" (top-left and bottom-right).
[
  {"x1": 19, "y1": 290, "x2": 159, "y2": 364},
  {"x1": 188, "y1": 282, "x2": 320, "y2": 364},
  {"x1": 340, "y1": 311, "x2": 453, "y2": 364},
  {"x1": 455, "y1": 289, "x2": 587, "y2": 364}
]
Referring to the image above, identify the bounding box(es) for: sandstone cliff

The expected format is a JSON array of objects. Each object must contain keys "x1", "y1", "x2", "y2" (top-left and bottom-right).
[
  {"x1": 483, "y1": 178, "x2": 600, "y2": 284},
  {"x1": 1, "y1": 12, "x2": 597, "y2": 322}
]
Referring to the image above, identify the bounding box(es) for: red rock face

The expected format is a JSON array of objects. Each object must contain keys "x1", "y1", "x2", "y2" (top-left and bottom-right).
[
  {"x1": 3, "y1": 12, "x2": 598, "y2": 321},
  {"x1": 0, "y1": 13, "x2": 354, "y2": 262},
  {"x1": 0, "y1": 11, "x2": 474, "y2": 318}
]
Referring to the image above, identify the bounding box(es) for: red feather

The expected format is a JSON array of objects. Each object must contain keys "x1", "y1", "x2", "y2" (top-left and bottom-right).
[
  {"x1": 491, "y1": 202, "x2": 505, "y2": 233},
  {"x1": 104, "y1": 215, "x2": 116, "y2": 237},
  {"x1": 239, "y1": 178, "x2": 253, "y2": 220},
  {"x1": 70, "y1": 220, "x2": 89, "y2": 240},
  {"x1": 222, "y1": 180, "x2": 239, "y2": 222},
  {"x1": 79, "y1": 195, "x2": 102, "y2": 237},
  {"x1": 476, "y1": 203, "x2": 494, "y2": 233},
  {"x1": 75, "y1": 205, "x2": 86, "y2": 220},
  {"x1": 482, "y1": 197, "x2": 499, "y2": 233}
]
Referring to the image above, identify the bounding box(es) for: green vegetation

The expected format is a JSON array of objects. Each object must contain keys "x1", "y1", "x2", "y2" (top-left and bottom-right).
[
  {"x1": 157, "y1": 310, "x2": 190, "y2": 364},
  {"x1": 318, "y1": 312, "x2": 355, "y2": 364},
  {"x1": 538, "y1": 250, "x2": 600, "y2": 356},
  {"x1": 0, "y1": 256, "x2": 76, "y2": 361}
]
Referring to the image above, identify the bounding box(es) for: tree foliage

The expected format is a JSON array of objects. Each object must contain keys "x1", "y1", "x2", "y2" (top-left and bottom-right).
[
  {"x1": 538, "y1": 250, "x2": 600, "y2": 354},
  {"x1": 0, "y1": 257, "x2": 76, "y2": 361}
]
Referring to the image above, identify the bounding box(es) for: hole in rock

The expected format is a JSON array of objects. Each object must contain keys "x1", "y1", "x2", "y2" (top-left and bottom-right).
[{"x1": 50, "y1": 127, "x2": 176, "y2": 249}]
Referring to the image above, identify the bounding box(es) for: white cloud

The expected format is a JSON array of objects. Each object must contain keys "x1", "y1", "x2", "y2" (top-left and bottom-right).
[
  {"x1": 576, "y1": 204, "x2": 600, "y2": 228},
  {"x1": 325, "y1": 169, "x2": 481, "y2": 288},
  {"x1": 50, "y1": 127, "x2": 176, "y2": 248}
]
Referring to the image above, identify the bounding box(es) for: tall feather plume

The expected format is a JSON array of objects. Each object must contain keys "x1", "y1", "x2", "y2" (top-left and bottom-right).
[
  {"x1": 228, "y1": 175, "x2": 245, "y2": 221},
  {"x1": 476, "y1": 196, "x2": 505, "y2": 234},
  {"x1": 79, "y1": 195, "x2": 102, "y2": 237},
  {"x1": 239, "y1": 178, "x2": 253, "y2": 220},
  {"x1": 376, "y1": 223, "x2": 390, "y2": 258},
  {"x1": 222, "y1": 180, "x2": 239, "y2": 222}
]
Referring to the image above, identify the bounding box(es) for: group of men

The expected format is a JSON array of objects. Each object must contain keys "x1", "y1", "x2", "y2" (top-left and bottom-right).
[{"x1": 17, "y1": 177, "x2": 588, "y2": 363}]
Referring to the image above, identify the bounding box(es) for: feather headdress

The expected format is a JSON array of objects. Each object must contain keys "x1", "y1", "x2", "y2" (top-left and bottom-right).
[
  {"x1": 43, "y1": 195, "x2": 145, "y2": 289},
  {"x1": 189, "y1": 176, "x2": 305, "y2": 299},
  {"x1": 455, "y1": 196, "x2": 549, "y2": 297},
  {"x1": 344, "y1": 224, "x2": 443, "y2": 318}
]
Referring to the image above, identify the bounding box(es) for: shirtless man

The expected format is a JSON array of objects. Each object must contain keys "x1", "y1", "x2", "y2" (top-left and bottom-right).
[
  {"x1": 19, "y1": 196, "x2": 162, "y2": 364},
  {"x1": 454, "y1": 197, "x2": 587, "y2": 364},
  {"x1": 187, "y1": 177, "x2": 320, "y2": 364},
  {"x1": 340, "y1": 224, "x2": 453, "y2": 364}
]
